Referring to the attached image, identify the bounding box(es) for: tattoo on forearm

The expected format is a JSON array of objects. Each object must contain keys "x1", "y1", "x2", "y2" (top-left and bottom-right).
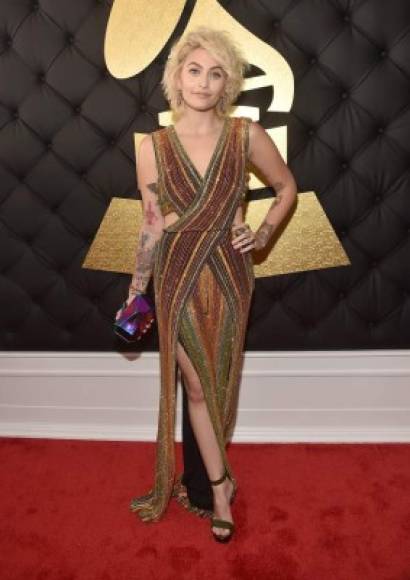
[
  {"x1": 131, "y1": 230, "x2": 158, "y2": 293},
  {"x1": 253, "y1": 190, "x2": 283, "y2": 250},
  {"x1": 145, "y1": 201, "x2": 158, "y2": 226},
  {"x1": 144, "y1": 183, "x2": 160, "y2": 226},
  {"x1": 128, "y1": 182, "x2": 163, "y2": 293},
  {"x1": 254, "y1": 222, "x2": 276, "y2": 251},
  {"x1": 147, "y1": 182, "x2": 158, "y2": 195}
]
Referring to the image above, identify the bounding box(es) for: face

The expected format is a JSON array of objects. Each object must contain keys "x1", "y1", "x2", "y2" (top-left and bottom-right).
[{"x1": 177, "y1": 47, "x2": 227, "y2": 113}]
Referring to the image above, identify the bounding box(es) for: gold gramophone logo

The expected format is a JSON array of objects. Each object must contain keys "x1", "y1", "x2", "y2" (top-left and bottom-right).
[{"x1": 83, "y1": 0, "x2": 350, "y2": 277}]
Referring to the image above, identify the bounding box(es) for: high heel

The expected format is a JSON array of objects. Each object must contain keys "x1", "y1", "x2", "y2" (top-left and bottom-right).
[{"x1": 209, "y1": 468, "x2": 236, "y2": 543}]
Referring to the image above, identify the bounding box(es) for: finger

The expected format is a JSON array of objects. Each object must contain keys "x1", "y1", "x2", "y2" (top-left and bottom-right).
[
  {"x1": 239, "y1": 234, "x2": 255, "y2": 245},
  {"x1": 233, "y1": 238, "x2": 254, "y2": 252},
  {"x1": 232, "y1": 232, "x2": 250, "y2": 244},
  {"x1": 239, "y1": 240, "x2": 256, "y2": 253}
]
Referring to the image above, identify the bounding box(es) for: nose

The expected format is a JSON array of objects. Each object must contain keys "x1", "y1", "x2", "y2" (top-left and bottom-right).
[{"x1": 199, "y1": 73, "x2": 209, "y2": 88}]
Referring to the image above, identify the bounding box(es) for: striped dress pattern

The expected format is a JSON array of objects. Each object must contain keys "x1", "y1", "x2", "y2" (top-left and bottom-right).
[{"x1": 130, "y1": 115, "x2": 255, "y2": 522}]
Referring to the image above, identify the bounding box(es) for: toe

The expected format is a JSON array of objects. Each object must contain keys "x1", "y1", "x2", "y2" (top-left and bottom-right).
[{"x1": 212, "y1": 526, "x2": 228, "y2": 538}]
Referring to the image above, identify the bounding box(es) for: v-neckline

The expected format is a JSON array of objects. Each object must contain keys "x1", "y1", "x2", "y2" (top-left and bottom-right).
[{"x1": 168, "y1": 117, "x2": 230, "y2": 183}]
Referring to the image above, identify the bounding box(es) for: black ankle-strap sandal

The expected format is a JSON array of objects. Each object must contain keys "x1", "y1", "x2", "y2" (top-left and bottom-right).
[
  {"x1": 209, "y1": 469, "x2": 237, "y2": 504},
  {"x1": 209, "y1": 469, "x2": 237, "y2": 543}
]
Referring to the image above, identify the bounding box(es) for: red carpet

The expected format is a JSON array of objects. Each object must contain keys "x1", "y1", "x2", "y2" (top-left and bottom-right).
[{"x1": 0, "y1": 437, "x2": 409, "y2": 579}]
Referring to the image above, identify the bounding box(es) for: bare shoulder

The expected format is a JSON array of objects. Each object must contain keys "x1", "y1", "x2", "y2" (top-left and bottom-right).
[
  {"x1": 239, "y1": 117, "x2": 268, "y2": 152},
  {"x1": 246, "y1": 120, "x2": 281, "y2": 163},
  {"x1": 137, "y1": 133, "x2": 157, "y2": 171},
  {"x1": 139, "y1": 133, "x2": 155, "y2": 156},
  {"x1": 139, "y1": 127, "x2": 167, "y2": 159},
  {"x1": 248, "y1": 119, "x2": 268, "y2": 143},
  {"x1": 137, "y1": 133, "x2": 158, "y2": 183}
]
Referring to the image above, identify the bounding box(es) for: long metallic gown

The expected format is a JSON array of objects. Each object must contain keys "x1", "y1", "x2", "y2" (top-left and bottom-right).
[{"x1": 130, "y1": 115, "x2": 255, "y2": 522}]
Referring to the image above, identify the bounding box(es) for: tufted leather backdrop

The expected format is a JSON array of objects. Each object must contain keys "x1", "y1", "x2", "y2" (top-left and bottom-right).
[{"x1": 0, "y1": 0, "x2": 409, "y2": 351}]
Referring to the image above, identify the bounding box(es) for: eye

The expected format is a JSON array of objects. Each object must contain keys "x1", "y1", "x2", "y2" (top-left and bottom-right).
[
  {"x1": 189, "y1": 68, "x2": 199, "y2": 74},
  {"x1": 211, "y1": 71, "x2": 222, "y2": 79}
]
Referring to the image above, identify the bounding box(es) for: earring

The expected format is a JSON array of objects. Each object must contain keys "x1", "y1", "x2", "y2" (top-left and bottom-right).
[
  {"x1": 177, "y1": 90, "x2": 183, "y2": 106},
  {"x1": 218, "y1": 93, "x2": 227, "y2": 113}
]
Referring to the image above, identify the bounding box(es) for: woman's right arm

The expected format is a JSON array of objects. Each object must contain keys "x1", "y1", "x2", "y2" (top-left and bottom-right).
[{"x1": 125, "y1": 134, "x2": 164, "y2": 305}]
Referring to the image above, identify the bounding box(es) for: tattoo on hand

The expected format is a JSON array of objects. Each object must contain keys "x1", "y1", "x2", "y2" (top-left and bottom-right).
[{"x1": 232, "y1": 224, "x2": 249, "y2": 238}]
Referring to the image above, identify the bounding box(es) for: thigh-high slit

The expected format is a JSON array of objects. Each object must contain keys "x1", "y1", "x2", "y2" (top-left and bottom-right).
[{"x1": 173, "y1": 262, "x2": 236, "y2": 517}]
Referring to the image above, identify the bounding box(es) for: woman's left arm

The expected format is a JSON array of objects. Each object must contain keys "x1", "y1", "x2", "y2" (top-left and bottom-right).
[{"x1": 232, "y1": 121, "x2": 297, "y2": 253}]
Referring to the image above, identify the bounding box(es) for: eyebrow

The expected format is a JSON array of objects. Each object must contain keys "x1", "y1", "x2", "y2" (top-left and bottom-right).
[{"x1": 186, "y1": 61, "x2": 223, "y2": 70}]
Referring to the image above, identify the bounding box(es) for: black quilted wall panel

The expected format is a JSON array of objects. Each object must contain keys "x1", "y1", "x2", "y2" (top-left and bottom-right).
[{"x1": 0, "y1": 0, "x2": 409, "y2": 351}]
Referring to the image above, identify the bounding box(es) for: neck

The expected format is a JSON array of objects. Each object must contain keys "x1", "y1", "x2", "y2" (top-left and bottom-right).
[{"x1": 175, "y1": 108, "x2": 225, "y2": 134}]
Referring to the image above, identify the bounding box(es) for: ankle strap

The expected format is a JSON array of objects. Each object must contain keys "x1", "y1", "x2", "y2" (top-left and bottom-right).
[{"x1": 209, "y1": 469, "x2": 228, "y2": 486}]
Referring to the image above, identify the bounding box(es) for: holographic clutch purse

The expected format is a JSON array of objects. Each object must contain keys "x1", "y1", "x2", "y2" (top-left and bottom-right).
[{"x1": 114, "y1": 293, "x2": 155, "y2": 343}]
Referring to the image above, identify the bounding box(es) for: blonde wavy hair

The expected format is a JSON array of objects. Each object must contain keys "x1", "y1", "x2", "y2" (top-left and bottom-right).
[{"x1": 161, "y1": 26, "x2": 250, "y2": 119}]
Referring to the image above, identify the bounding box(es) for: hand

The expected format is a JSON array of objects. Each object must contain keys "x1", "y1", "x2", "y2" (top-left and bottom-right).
[
  {"x1": 231, "y1": 223, "x2": 256, "y2": 253},
  {"x1": 115, "y1": 293, "x2": 137, "y2": 320}
]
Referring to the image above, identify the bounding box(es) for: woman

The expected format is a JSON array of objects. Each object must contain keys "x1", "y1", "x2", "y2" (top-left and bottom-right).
[{"x1": 116, "y1": 26, "x2": 297, "y2": 542}]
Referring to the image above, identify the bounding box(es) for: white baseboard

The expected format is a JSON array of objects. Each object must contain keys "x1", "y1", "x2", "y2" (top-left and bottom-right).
[{"x1": 1, "y1": 350, "x2": 410, "y2": 442}]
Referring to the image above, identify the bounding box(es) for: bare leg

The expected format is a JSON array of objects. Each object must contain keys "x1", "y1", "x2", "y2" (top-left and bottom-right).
[
  {"x1": 176, "y1": 340, "x2": 234, "y2": 539},
  {"x1": 181, "y1": 377, "x2": 213, "y2": 511}
]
